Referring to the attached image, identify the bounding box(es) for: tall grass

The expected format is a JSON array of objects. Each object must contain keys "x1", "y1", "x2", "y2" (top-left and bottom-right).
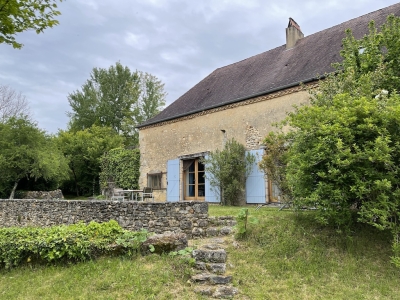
[
  {"x1": 1, "y1": 205, "x2": 399, "y2": 299},
  {"x1": 223, "y1": 206, "x2": 400, "y2": 299}
]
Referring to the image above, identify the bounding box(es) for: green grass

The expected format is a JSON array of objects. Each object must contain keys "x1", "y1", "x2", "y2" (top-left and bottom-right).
[
  {"x1": 0, "y1": 255, "x2": 197, "y2": 300},
  {"x1": 63, "y1": 194, "x2": 90, "y2": 200},
  {"x1": 1, "y1": 205, "x2": 399, "y2": 299},
  {"x1": 224, "y1": 206, "x2": 400, "y2": 299}
]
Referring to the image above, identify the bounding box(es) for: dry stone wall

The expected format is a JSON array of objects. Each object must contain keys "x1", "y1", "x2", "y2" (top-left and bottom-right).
[
  {"x1": 23, "y1": 189, "x2": 64, "y2": 199},
  {"x1": 0, "y1": 200, "x2": 208, "y2": 239}
]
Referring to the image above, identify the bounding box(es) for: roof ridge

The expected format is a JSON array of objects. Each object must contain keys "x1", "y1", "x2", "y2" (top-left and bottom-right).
[
  {"x1": 210, "y1": 3, "x2": 400, "y2": 75},
  {"x1": 303, "y1": 2, "x2": 398, "y2": 39},
  {"x1": 139, "y1": 2, "x2": 400, "y2": 128}
]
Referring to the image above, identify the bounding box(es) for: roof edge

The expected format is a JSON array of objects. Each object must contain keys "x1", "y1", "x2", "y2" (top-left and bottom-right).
[{"x1": 137, "y1": 75, "x2": 325, "y2": 129}]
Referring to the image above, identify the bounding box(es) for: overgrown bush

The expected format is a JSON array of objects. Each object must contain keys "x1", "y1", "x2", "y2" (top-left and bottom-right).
[
  {"x1": 0, "y1": 220, "x2": 149, "y2": 269},
  {"x1": 259, "y1": 132, "x2": 293, "y2": 204},
  {"x1": 202, "y1": 139, "x2": 255, "y2": 206},
  {"x1": 99, "y1": 148, "x2": 140, "y2": 193},
  {"x1": 261, "y1": 15, "x2": 400, "y2": 267}
]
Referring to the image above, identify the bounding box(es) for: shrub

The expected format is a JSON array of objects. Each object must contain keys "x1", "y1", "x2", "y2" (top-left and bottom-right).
[
  {"x1": 0, "y1": 220, "x2": 149, "y2": 269},
  {"x1": 202, "y1": 139, "x2": 255, "y2": 206}
]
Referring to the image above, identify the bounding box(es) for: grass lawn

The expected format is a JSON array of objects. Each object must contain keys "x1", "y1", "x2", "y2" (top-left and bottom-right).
[{"x1": 1, "y1": 205, "x2": 399, "y2": 299}]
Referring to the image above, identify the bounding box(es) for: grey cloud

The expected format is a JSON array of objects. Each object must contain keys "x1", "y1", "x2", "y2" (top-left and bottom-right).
[{"x1": 0, "y1": 0, "x2": 398, "y2": 133}]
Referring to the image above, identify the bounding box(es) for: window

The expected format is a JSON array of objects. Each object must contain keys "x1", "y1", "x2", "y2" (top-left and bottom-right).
[
  {"x1": 183, "y1": 158, "x2": 205, "y2": 200},
  {"x1": 147, "y1": 173, "x2": 163, "y2": 190}
]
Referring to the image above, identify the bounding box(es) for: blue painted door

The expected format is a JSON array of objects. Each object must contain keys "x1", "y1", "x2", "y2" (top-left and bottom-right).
[
  {"x1": 204, "y1": 155, "x2": 219, "y2": 203},
  {"x1": 167, "y1": 159, "x2": 180, "y2": 202},
  {"x1": 246, "y1": 149, "x2": 266, "y2": 203}
]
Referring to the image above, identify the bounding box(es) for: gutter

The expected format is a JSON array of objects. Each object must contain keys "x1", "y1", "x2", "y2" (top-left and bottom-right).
[{"x1": 136, "y1": 75, "x2": 325, "y2": 129}]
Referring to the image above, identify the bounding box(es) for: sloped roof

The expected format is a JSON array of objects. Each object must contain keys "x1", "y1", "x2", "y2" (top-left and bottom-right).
[{"x1": 139, "y1": 3, "x2": 400, "y2": 128}]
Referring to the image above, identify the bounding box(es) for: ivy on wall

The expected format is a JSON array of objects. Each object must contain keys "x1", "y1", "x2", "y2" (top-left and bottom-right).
[{"x1": 99, "y1": 148, "x2": 140, "y2": 191}]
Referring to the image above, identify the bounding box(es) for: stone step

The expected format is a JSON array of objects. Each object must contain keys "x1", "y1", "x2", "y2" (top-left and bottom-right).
[
  {"x1": 208, "y1": 216, "x2": 237, "y2": 227},
  {"x1": 191, "y1": 273, "x2": 232, "y2": 285},
  {"x1": 195, "y1": 262, "x2": 226, "y2": 274},
  {"x1": 192, "y1": 248, "x2": 227, "y2": 263},
  {"x1": 206, "y1": 226, "x2": 234, "y2": 237},
  {"x1": 194, "y1": 285, "x2": 238, "y2": 298}
]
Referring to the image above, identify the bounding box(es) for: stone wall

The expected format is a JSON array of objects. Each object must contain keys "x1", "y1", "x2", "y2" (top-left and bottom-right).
[
  {"x1": 0, "y1": 200, "x2": 208, "y2": 239},
  {"x1": 23, "y1": 189, "x2": 64, "y2": 200}
]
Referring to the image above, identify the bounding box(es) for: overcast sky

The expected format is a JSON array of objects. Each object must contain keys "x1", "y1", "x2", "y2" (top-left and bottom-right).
[{"x1": 0, "y1": 0, "x2": 399, "y2": 133}]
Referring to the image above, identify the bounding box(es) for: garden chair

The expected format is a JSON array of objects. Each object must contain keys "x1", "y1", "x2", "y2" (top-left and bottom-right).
[{"x1": 137, "y1": 187, "x2": 154, "y2": 202}]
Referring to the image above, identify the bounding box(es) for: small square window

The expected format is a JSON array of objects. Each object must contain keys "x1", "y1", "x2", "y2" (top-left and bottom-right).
[{"x1": 148, "y1": 173, "x2": 162, "y2": 190}]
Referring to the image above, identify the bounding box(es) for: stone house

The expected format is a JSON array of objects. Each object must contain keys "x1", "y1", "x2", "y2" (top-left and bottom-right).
[{"x1": 137, "y1": 3, "x2": 400, "y2": 204}]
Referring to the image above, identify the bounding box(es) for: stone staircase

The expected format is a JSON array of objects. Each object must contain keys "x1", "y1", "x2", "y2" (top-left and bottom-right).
[
  {"x1": 206, "y1": 216, "x2": 236, "y2": 237},
  {"x1": 191, "y1": 237, "x2": 238, "y2": 299}
]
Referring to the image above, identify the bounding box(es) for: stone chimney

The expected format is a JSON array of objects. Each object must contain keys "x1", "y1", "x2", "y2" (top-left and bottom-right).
[{"x1": 286, "y1": 18, "x2": 304, "y2": 49}]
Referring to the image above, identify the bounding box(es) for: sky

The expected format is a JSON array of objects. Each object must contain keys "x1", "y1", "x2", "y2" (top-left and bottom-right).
[{"x1": 1, "y1": 0, "x2": 399, "y2": 133}]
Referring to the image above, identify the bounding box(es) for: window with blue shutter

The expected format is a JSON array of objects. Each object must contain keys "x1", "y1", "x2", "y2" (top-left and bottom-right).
[
  {"x1": 167, "y1": 159, "x2": 180, "y2": 202},
  {"x1": 204, "y1": 155, "x2": 219, "y2": 202},
  {"x1": 246, "y1": 149, "x2": 266, "y2": 204}
]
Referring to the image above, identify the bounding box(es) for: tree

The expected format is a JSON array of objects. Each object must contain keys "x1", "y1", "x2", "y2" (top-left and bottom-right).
[
  {"x1": 99, "y1": 148, "x2": 140, "y2": 198},
  {"x1": 202, "y1": 139, "x2": 255, "y2": 206},
  {"x1": 0, "y1": 84, "x2": 30, "y2": 122},
  {"x1": 259, "y1": 131, "x2": 292, "y2": 204},
  {"x1": 263, "y1": 15, "x2": 400, "y2": 266},
  {"x1": 57, "y1": 125, "x2": 124, "y2": 197},
  {"x1": 0, "y1": 0, "x2": 62, "y2": 49},
  {"x1": 67, "y1": 62, "x2": 166, "y2": 146},
  {"x1": 0, "y1": 117, "x2": 69, "y2": 199}
]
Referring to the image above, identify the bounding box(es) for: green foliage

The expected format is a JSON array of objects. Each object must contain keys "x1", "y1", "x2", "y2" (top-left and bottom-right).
[
  {"x1": 169, "y1": 247, "x2": 196, "y2": 267},
  {"x1": 169, "y1": 247, "x2": 194, "y2": 257},
  {"x1": 308, "y1": 15, "x2": 400, "y2": 108},
  {"x1": 286, "y1": 93, "x2": 400, "y2": 230},
  {"x1": 0, "y1": 0, "x2": 62, "y2": 49},
  {"x1": 235, "y1": 208, "x2": 259, "y2": 238},
  {"x1": 56, "y1": 125, "x2": 124, "y2": 196},
  {"x1": 67, "y1": 62, "x2": 166, "y2": 147},
  {"x1": 99, "y1": 148, "x2": 140, "y2": 192},
  {"x1": 0, "y1": 117, "x2": 69, "y2": 198},
  {"x1": 1, "y1": 210, "x2": 399, "y2": 299},
  {"x1": 0, "y1": 220, "x2": 149, "y2": 269},
  {"x1": 148, "y1": 244, "x2": 155, "y2": 253},
  {"x1": 263, "y1": 15, "x2": 400, "y2": 266},
  {"x1": 115, "y1": 230, "x2": 150, "y2": 256},
  {"x1": 260, "y1": 132, "x2": 293, "y2": 203},
  {"x1": 202, "y1": 139, "x2": 255, "y2": 206}
]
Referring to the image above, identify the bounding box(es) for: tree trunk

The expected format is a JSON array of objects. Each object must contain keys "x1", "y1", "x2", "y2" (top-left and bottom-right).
[
  {"x1": 219, "y1": 185, "x2": 224, "y2": 205},
  {"x1": 9, "y1": 180, "x2": 19, "y2": 199}
]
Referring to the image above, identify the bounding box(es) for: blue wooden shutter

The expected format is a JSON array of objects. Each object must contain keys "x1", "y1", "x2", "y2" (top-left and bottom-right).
[
  {"x1": 246, "y1": 149, "x2": 266, "y2": 204},
  {"x1": 167, "y1": 159, "x2": 180, "y2": 202},
  {"x1": 204, "y1": 155, "x2": 219, "y2": 203}
]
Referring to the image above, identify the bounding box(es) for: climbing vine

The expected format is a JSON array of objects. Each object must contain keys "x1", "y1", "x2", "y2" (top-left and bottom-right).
[{"x1": 99, "y1": 148, "x2": 140, "y2": 191}]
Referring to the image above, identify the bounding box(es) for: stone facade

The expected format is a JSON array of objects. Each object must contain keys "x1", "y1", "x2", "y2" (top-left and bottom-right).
[
  {"x1": 0, "y1": 199, "x2": 208, "y2": 239},
  {"x1": 245, "y1": 125, "x2": 262, "y2": 150},
  {"x1": 139, "y1": 86, "x2": 311, "y2": 201}
]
